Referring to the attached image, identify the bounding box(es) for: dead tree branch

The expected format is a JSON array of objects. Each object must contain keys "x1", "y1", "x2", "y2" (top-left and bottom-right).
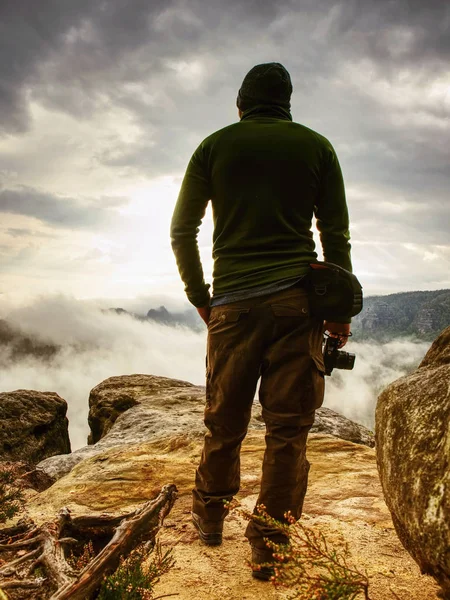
[{"x1": 0, "y1": 483, "x2": 177, "y2": 600}]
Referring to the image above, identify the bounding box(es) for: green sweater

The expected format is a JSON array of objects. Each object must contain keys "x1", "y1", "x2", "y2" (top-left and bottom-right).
[{"x1": 170, "y1": 104, "x2": 352, "y2": 307}]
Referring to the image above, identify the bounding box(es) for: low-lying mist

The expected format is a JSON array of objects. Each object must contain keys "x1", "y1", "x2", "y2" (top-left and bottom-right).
[
  {"x1": 324, "y1": 338, "x2": 428, "y2": 430},
  {"x1": 0, "y1": 295, "x2": 429, "y2": 450}
]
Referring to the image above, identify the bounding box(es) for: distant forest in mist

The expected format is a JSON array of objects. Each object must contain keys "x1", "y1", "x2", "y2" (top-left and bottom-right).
[{"x1": 351, "y1": 289, "x2": 450, "y2": 340}]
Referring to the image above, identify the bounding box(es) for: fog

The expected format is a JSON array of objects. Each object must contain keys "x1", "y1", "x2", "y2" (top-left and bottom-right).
[
  {"x1": 0, "y1": 295, "x2": 429, "y2": 449},
  {"x1": 324, "y1": 338, "x2": 429, "y2": 430}
]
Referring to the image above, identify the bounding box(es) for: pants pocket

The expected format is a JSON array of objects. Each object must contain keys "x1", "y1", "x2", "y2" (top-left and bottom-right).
[
  {"x1": 207, "y1": 307, "x2": 250, "y2": 333},
  {"x1": 205, "y1": 362, "x2": 212, "y2": 409},
  {"x1": 271, "y1": 293, "x2": 310, "y2": 318},
  {"x1": 311, "y1": 359, "x2": 325, "y2": 411}
]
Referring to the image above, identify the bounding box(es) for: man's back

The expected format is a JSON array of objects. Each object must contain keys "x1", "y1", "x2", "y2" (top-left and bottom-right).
[
  {"x1": 171, "y1": 62, "x2": 354, "y2": 580},
  {"x1": 171, "y1": 102, "x2": 351, "y2": 306}
]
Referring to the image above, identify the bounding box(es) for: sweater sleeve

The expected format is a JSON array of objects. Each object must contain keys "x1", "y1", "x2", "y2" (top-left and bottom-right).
[
  {"x1": 314, "y1": 143, "x2": 352, "y2": 273},
  {"x1": 170, "y1": 144, "x2": 211, "y2": 307}
]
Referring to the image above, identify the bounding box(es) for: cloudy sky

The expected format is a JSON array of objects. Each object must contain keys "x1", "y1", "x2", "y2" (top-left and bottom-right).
[{"x1": 1, "y1": 0, "x2": 449, "y2": 305}]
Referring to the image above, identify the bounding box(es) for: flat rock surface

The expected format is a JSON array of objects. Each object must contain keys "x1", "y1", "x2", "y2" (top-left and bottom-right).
[
  {"x1": 27, "y1": 432, "x2": 439, "y2": 599},
  {"x1": 38, "y1": 374, "x2": 374, "y2": 479},
  {"x1": 0, "y1": 389, "x2": 70, "y2": 464}
]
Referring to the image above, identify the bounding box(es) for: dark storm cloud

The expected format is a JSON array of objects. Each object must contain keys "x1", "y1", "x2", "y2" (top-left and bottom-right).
[
  {"x1": 0, "y1": 0, "x2": 178, "y2": 133},
  {"x1": 1, "y1": 0, "x2": 449, "y2": 203},
  {"x1": 334, "y1": 0, "x2": 450, "y2": 66},
  {"x1": 1, "y1": 0, "x2": 92, "y2": 133},
  {"x1": 3, "y1": 0, "x2": 447, "y2": 128},
  {"x1": 0, "y1": 186, "x2": 127, "y2": 228}
]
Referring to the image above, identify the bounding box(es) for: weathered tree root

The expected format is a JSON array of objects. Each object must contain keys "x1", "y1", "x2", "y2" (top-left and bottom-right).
[{"x1": 0, "y1": 483, "x2": 178, "y2": 599}]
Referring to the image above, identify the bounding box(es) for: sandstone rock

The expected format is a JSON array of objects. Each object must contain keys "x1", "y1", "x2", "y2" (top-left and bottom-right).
[
  {"x1": 39, "y1": 377, "x2": 208, "y2": 479},
  {"x1": 38, "y1": 374, "x2": 373, "y2": 479},
  {"x1": 0, "y1": 390, "x2": 71, "y2": 464},
  {"x1": 375, "y1": 326, "x2": 450, "y2": 597},
  {"x1": 29, "y1": 432, "x2": 389, "y2": 523},
  {"x1": 419, "y1": 325, "x2": 450, "y2": 368},
  {"x1": 310, "y1": 406, "x2": 374, "y2": 447},
  {"x1": 87, "y1": 374, "x2": 197, "y2": 444},
  {"x1": 27, "y1": 432, "x2": 440, "y2": 599}
]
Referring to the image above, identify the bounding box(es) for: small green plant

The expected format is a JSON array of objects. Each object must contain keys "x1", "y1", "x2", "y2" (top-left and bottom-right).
[
  {"x1": 245, "y1": 504, "x2": 371, "y2": 600},
  {"x1": 0, "y1": 466, "x2": 24, "y2": 524},
  {"x1": 96, "y1": 542, "x2": 175, "y2": 600}
]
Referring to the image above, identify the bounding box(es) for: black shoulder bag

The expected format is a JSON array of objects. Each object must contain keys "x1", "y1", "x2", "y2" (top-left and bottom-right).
[{"x1": 306, "y1": 262, "x2": 363, "y2": 322}]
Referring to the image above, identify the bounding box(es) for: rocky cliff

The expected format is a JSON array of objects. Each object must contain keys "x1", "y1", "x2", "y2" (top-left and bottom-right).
[
  {"x1": 38, "y1": 374, "x2": 374, "y2": 480},
  {"x1": 26, "y1": 372, "x2": 442, "y2": 599},
  {"x1": 352, "y1": 289, "x2": 450, "y2": 340},
  {"x1": 376, "y1": 326, "x2": 450, "y2": 598}
]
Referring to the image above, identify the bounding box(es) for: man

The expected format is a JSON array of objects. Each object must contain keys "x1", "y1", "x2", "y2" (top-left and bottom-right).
[{"x1": 170, "y1": 62, "x2": 352, "y2": 579}]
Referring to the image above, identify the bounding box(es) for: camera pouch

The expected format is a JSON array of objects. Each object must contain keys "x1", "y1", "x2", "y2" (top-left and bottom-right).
[{"x1": 306, "y1": 262, "x2": 363, "y2": 322}]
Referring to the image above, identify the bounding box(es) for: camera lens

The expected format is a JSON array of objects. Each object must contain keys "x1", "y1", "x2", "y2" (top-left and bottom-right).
[{"x1": 335, "y1": 350, "x2": 356, "y2": 371}]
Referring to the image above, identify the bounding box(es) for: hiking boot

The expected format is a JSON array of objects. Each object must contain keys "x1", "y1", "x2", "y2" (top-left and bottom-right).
[
  {"x1": 250, "y1": 545, "x2": 275, "y2": 581},
  {"x1": 191, "y1": 512, "x2": 224, "y2": 546}
]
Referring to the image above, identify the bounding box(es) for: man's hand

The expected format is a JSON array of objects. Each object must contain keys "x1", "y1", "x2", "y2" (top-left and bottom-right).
[
  {"x1": 323, "y1": 321, "x2": 351, "y2": 348},
  {"x1": 197, "y1": 306, "x2": 211, "y2": 326}
]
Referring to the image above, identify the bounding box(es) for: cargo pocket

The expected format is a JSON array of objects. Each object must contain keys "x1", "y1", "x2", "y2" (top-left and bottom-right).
[
  {"x1": 312, "y1": 351, "x2": 325, "y2": 375},
  {"x1": 311, "y1": 354, "x2": 325, "y2": 411},
  {"x1": 205, "y1": 367, "x2": 212, "y2": 410},
  {"x1": 292, "y1": 358, "x2": 325, "y2": 426},
  {"x1": 207, "y1": 307, "x2": 250, "y2": 333},
  {"x1": 271, "y1": 293, "x2": 310, "y2": 318},
  {"x1": 205, "y1": 353, "x2": 212, "y2": 411}
]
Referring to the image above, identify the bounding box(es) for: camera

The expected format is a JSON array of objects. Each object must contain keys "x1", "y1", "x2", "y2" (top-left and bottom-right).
[{"x1": 323, "y1": 336, "x2": 355, "y2": 376}]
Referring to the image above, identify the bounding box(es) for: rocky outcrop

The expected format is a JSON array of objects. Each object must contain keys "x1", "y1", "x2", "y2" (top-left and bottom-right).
[
  {"x1": 89, "y1": 374, "x2": 374, "y2": 447},
  {"x1": 39, "y1": 376, "x2": 211, "y2": 479},
  {"x1": 352, "y1": 289, "x2": 450, "y2": 340},
  {"x1": 146, "y1": 305, "x2": 172, "y2": 323},
  {"x1": 31, "y1": 432, "x2": 384, "y2": 524},
  {"x1": 414, "y1": 307, "x2": 436, "y2": 335},
  {"x1": 419, "y1": 326, "x2": 450, "y2": 368},
  {"x1": 27, "y1": 432, "x2": 440, "y2": 599},
  {"x1": 310, "y1": 407, "x2": 374, "y2": 447},
  {"x1": 0, "y1": 390, "x2": 71, "y2": 464},
  {"x1": 38, "y1": 374, "x2": 374, "y2": 480},
  {"x1": 360, "y1": 301, "x2": 396, "y2": 333},
  {"x1": 17, "y1": 370, "x2": 439, "y2": 599},
  {"x1": 375, "y1": 326, "x2": 450, "y2": 597},
  {"x1": 87, "y1": 374, "x2": 197, "y2": 444}
]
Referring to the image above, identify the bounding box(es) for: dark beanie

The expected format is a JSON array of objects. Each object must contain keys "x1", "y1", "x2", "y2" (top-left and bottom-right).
[{"x1": 236, "y1": 62, "x2": 293, "y2": 111}]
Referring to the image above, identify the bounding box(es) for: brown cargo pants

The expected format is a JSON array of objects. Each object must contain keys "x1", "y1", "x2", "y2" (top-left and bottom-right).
[{"x1": 192, "y1": 285, "x2": 325, "y2": 548}]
